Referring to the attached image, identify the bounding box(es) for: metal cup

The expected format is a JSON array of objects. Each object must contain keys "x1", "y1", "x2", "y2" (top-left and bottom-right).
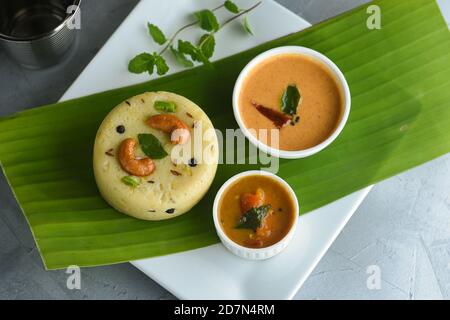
[{"x1": 0, "y1": 0, "x2": 81, "y2": 69}]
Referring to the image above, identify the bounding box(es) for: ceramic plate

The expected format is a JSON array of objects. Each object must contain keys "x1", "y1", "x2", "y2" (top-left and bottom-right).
[{"x1": 61, "y1": 0, "x2": 411, "y2": 299}]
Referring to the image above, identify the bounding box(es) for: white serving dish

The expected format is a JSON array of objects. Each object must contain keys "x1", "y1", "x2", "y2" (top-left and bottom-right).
[
  {"x1": 232, "y1": 45, "x2": 351, "y2": 159},
  {"x1": 213, "y1": 170, "x2": 299, "y2": 260}
]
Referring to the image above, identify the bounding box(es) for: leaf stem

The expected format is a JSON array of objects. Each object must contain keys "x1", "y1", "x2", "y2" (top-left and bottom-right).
[
  {"x1": 159, "y1": 21, "x2": 197, "y2": 55},
  {"x1": 211, "y1": 3, "x2": 225, "y2": 11},
  {"x1": 221, "y1": 1, "x2": 262, "y2": 29},
  {"x1": 159, "y1": 3, "x2": 225, "y2": 55}
]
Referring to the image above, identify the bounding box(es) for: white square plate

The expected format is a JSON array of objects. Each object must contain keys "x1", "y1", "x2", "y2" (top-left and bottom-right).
[
  {"x1": 61, "y1": 0, "x2": 372, "y2": 300},
  {"x1": 60, "y1": 0, "x2": 449, "y2": 299}
]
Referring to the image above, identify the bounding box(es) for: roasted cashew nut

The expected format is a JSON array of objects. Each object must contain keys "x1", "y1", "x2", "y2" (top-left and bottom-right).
[
  {"x1": 146, "y1": 114, "x2": 191, "y2": 145},
  {"x1": 118, "y1": 138, "x2": 155, "y2": 177}
]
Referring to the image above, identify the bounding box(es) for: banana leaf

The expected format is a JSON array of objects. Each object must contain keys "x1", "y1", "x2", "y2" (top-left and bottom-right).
[{"x1": 1, "y1": 0, "x2": 449, "y2": 270}]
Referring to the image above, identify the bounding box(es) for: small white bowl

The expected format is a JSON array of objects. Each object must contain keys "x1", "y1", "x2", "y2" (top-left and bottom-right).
[
  {"x1": 213, "y1": 170, "x2": 299, "y2": 260},
  {"x1": 232, "y1": 46, "x2": 351, "y2": 159}
]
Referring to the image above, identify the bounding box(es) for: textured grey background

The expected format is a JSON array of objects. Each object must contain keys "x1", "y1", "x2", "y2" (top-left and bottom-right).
[{"x1": 1, "y1": 0, "x2": 449, "y2": 300}]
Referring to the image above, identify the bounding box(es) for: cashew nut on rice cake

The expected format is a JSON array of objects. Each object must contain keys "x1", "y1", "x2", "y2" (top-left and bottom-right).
[{"x1": 93, "y1": 92, "x2": 219, "y2": 220}]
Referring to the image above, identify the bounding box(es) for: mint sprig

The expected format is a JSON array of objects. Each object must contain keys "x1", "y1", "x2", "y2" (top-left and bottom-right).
[{"x1": 128, "y1": 1, "x2": 262, "y2": 78}]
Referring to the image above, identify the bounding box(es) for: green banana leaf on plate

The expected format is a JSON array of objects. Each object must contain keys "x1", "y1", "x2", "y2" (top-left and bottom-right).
[{"x1": 0, "y1": 0, "x2": 449, "y2": 269}]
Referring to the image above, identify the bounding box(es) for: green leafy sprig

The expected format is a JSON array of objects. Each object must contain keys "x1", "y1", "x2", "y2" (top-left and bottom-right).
[{"x1": 128, "y1": 1, "x2": 261, "y2": 77}]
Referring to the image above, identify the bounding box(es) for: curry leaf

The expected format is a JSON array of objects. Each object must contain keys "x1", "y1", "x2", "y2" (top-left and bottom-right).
[
  {"x1": 236, "y1": 205, "x2": 271, "y2": 232},
  {"x1": 224, "y1": 0, "x2": 240, "y2": 13},
  {"x1": 281, "y1": 84, "x2": 301, "y2": 115},
  {"x1": 170, "y1": 46, "x2": 194, "y2": 67},
  {"x1": 147, "y1": 23, "x2": 167, "y2": 45},
  {"x1": 194, "y1": 9, "x2": 219, "y2": 32},
  {"x1": 138, "y1": 133, "x2": 168, "y2": 159}
]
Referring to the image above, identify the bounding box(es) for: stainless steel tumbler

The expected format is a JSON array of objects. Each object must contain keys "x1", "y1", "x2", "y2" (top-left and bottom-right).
[{"x1": 0, "y1": 0, "x2": 81, "y2": 69}]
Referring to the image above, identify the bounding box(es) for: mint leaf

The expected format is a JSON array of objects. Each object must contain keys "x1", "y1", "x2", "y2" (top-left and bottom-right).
[
  {"x1": 195, "y1": 49, "x2": 212, "y2": 68},
  {"x1": 170, "y1": 46, "x2": 194, "y2": 67},
  {"x1": 194, "y1": 9, "x2": 219, "y2": 32},
  {"x1": 138, "y1": 133, "x2": 168, "y2": 159},
  {"x1": 281, "y1": 84, "x2": 301, "y2": 115},
  {"x1": 128, "y1": 53, "x2": 154, "y2": 74},
  {"x1": 154, "y1": 101, "x2": 177, "y2": 113},
  {"x1": 224, "y1": 0, "x2": 240, "y2": 14},
  {"x1": 178, "y1": 40, "x2": 212, "y2": 68},
  {"x1": 121, "y1": 176, "x2": 141, "y2": 188},
  {"x1": 147, "y1": 23, "x2": 167, "y2": 45},
  {"x1": 198, "y1": 34, "x2": 215, "y2": 59},
  {"x1": 243, "y1": 16, "x2": 254, "y2": 35},
  {"x1": 153, "y1": 53, "x2": 169, "y2": 75},
  {"x1": 236, "y1": 205, "x2": 271, "y2": 232},
  {"x1": 178, "y1": 40, "x2": 201, "y2": 62}
]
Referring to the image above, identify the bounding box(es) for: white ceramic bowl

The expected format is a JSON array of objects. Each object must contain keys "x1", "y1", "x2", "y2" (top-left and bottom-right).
[
  {"x1": 232, "y1": 46, "x2": 351, "y2": 159},
  {"x1": 213, "y1": 170, "x2": 299, "y2": 260}
]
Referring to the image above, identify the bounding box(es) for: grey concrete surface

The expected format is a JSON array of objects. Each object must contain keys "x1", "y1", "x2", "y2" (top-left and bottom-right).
[{"x1": 1, "y1": 0, "x2": 449, "y2": 300}]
